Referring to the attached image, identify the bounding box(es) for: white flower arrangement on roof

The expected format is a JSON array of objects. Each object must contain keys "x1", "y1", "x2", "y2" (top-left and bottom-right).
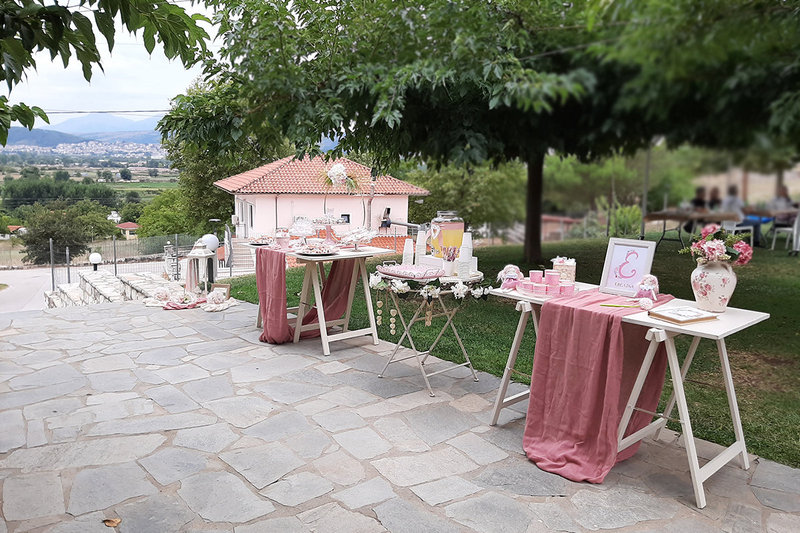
[{"x1": 322, "y1": 163, "x2": 361, "y2": 193}]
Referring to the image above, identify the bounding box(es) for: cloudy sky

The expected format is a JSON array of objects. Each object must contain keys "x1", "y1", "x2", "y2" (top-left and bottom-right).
[{"x1": 12, "y1": 10, "x2": 214, "y2": 126}]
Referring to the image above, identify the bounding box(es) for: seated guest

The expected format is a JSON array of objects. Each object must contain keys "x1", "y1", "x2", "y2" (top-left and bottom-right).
[
  {"x1": 771, "y1": 185, "x2": 798, "y2": 228},
  {"x1": 708, "y1": 186, "x2": 722, "y2": 211},
  {"x1": 720, "y1": 185, "x2": 762, "y2": 246},
  {"x1": 684, "y1": 186, "x2": 708, "y2": 233}
]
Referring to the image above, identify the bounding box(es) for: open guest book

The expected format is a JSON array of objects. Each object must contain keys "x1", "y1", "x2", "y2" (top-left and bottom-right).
[{"x1": 647, "y1": 306, "x2": 719, "y2": 325}]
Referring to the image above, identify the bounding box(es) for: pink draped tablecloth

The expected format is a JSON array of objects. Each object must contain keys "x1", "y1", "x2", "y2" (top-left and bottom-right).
[
  {"x1": 522, "y1": 289, "x2": 674, "y2": 483},
  {"x1": 255, "y1": 247, "x2": 356, "y2": 344}
]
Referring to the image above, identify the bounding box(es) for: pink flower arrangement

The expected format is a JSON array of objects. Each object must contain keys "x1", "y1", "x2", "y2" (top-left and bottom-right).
[
  {"x1": 733, "y1": 240, "x2": 753, "y2": 266},
  {"x1": 700, "y1": 223, "x2": 721, "y2": 239},
  {"x1": 680, "y1": 224, "x2": 753, "y2": 266}
]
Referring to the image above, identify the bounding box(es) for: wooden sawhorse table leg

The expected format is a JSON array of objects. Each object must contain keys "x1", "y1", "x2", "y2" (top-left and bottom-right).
[
  {"x1": 489, "y1": 301, "x2": 539, "y2": 426},
  {"x1": 617, "y1": 328, "x2": 750, "y2": 508}
]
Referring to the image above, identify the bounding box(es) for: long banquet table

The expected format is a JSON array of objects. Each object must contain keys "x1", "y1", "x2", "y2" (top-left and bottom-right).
[{"x1": 489, "y1": 285, "x2": 769, "y2": 508}]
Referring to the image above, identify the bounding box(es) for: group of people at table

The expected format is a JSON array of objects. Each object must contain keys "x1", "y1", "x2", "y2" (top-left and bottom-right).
[{"x1": 683, "y1": 184, "x2": 798, "y2": 247}]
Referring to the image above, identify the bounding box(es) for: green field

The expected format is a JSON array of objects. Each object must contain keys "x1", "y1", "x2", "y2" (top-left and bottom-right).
[
  {"x1": 229, "y1": 236, "x2": 800, "y2": 468},
  {"x1": 107, "y1": 179, "x2": 180, "y2": 200}
]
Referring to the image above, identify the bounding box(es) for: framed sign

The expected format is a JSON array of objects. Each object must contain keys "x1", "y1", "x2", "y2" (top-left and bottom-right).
[{"x1": 599, "y1": 238, "x2": 656, "y2": 297}]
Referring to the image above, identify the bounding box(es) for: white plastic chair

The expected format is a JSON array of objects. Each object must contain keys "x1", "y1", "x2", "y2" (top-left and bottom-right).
[
  {"x1": 721, "y1": 221, "x2": 754, "y2": 247},
  {"x1": 771, "y1": 223, "x2": 795, "y2": 250}
]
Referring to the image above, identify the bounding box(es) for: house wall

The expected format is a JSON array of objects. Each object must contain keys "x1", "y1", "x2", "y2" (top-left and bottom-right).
[{"x1": 234, "y1": 194, "x2": 412, "y2": 237}]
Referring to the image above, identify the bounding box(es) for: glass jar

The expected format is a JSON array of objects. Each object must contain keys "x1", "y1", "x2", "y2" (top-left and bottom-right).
[
  {"x1": 430, "y1": 210, "x2": 464, "y2": 260},
  {"x1": 275, "y1": 227, "x2": 290, "y2": 248}
]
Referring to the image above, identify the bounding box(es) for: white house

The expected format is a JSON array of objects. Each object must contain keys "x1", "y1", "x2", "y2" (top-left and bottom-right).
[{"x1": 214, "y1": 156, "x2": 429, "y2": 239}]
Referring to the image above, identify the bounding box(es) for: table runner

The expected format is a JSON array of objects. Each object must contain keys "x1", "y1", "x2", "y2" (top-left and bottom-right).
[
  {"x1": 522, "y1": 289, "x2": 674, "y2": 483},
  {"x1": 255, "y1": 247, "x2": 356, "y2": 344}
]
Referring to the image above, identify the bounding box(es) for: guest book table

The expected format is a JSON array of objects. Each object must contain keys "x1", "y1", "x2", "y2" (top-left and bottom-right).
[
  {"x1": 489, "y1": 287, "x2": 769, "y2": 508},
  {"x1": 253, "y1": 246, "x2": 392, "y2": 356}
]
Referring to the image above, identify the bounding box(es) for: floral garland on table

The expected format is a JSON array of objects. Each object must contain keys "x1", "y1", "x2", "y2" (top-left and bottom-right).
[
  {"x1": 679, "y1": 223, "x2": 753, "y2": 266},
  {"x1": 369, "y1": 273, "x2": 492, "y2": 332}
]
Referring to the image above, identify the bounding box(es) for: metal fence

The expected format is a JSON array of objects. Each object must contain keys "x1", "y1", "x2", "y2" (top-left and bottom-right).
[{"x1": 49, "y1": 233, "x2": 203, "y2": 289}]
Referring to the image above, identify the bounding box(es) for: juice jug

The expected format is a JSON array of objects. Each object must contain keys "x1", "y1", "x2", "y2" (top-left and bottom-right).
[{"x1": 430, "y1": 211, "x2": 464, "y2": 260}]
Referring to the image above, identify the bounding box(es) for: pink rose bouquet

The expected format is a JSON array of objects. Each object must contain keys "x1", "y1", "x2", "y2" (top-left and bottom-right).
[{"x1": 680, "y1": 224, "x2": 753, "y2": 266}]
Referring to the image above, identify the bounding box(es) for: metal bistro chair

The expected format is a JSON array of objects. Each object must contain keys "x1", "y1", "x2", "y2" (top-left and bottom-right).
[{"x1": 722, "y1": 220, "x2": 754, "y2": 247}]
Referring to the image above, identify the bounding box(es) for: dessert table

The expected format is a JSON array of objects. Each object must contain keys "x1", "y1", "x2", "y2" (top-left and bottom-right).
[
  {"x1": 252, "y1": 245, "x2": 392, "y2": 356},
  {"x1": 489, "y1": 286, "x2": 769, "y2": 508}
]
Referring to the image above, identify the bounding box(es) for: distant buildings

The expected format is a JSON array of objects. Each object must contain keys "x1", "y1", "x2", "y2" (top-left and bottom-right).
[{"x1": 0, "y1": 141, "x2": 166, "y2": 159}]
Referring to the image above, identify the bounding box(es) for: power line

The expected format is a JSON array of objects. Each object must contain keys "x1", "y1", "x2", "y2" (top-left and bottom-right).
[{"x1": 43, "y1": 110, "x2": 170, "y2": 115}]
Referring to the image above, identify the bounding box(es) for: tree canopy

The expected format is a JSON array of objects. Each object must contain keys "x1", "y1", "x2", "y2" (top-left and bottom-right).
[
  {"x1": 0, "y1": 0, "x2": 210, "y2": 143},
  {"x1": 2, "y1": 177, "x2": 117, "y2": 210},
  {"x1": 158, "y1": 80, "x2": 294, "y2": 234},
  {"x1": 163, "y1": 0, "x2": 799, "y2": 260}
]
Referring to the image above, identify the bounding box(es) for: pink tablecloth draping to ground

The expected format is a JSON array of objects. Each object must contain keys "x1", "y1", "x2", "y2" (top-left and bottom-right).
[
  {"x1": 255, "y1": 247, "x2": 356, "y2": 344},
  {"x1": 522, "y1": 289, "x2": 674, "y2": 483}
]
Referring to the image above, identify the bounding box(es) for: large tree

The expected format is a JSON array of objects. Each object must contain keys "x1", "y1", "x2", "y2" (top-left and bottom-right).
[
  {"x1": 158, "y1": 80, "x2": 294, "y2": 233},
  {"x1": 594, "y1": 0, "x2": 800, "y2": 152},
  {"x1": 18, "y1": 201, "x2": 93, "y2": 264},
  {"x1": 0, "y1": 0, "x2": 209, "y2": 143},
  {"x1": 190, "y1": 0, "x2": 656, "y2": 262}
]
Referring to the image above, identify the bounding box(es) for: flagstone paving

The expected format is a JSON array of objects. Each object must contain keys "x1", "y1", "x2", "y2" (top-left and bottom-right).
[{"x1": 1, "y1": 301, "x2": 800, "y2": 532}]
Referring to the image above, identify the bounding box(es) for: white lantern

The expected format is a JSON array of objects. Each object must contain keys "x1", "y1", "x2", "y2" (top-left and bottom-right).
[{"x1": 201, "y1": 233, "x2": 220, "y2": 251}]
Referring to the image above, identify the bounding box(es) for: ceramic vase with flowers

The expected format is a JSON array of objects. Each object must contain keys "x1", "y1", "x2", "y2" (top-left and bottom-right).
[{"x1": 680, "y1": 224, "x2": 753, "y2": 312}]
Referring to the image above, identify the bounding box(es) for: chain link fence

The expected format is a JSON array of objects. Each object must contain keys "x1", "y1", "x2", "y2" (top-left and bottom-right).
[{"x1": 48, "y1": 233, "x2": 204, "y2": 289}]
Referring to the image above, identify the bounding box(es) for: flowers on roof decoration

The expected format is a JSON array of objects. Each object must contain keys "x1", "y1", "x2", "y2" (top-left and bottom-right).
[
  {"x1": 322, "y1": 163, "x2": 361, "y2": 192},
  {"x1": 680, "y1": 224, "x2": 753, "y2": 266}
]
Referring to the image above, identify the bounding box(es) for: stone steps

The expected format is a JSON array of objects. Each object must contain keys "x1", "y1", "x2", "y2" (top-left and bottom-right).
[
  {"x1": 119, "y1": 272, "x2": 185, "y2": 300},
  {"x1": 57, "y1": 282, "x2": 85, "y2": 306},
  {"x1": 79, "y1": 270, "x2": 126, "y2": 303}
]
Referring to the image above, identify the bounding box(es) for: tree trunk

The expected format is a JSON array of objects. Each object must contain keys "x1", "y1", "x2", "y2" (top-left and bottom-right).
[
  {"x1": 523, "y1": 151, "x2": 545, "y2": 264},
  {"x1": 777, "y1": 168, "x2": 785, "y2": 195}
]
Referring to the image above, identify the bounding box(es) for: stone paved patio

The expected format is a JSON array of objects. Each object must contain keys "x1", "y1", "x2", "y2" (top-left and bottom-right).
[{"x1": 1, "y1": 301, "x2": 799, "y2": 532}]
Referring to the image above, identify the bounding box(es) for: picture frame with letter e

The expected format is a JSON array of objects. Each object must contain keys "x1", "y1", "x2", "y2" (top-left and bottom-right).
[{"x1": 599, "y1": 238, "x2": 656, "y2": 297}]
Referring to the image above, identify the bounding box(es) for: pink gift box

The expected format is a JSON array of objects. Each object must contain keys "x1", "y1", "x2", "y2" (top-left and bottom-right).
[
  {"x1": 518, "y1": 280, "x2": 535, "y2": 295},
  {"x1": 544, "y1": 270, "x2": 560, "y2": 286},
  {"x1": 532, "y1": 283, "x2": 547, "y2": 296},
  {"x1": 559, "y1": 282, "x2": 575, "y2": 297},
  {"x1": 529, "y1": 270, "x2": 543, "y2": 283}
]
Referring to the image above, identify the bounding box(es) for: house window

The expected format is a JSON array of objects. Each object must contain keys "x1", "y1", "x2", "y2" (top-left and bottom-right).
[
  {"x1": 249, "y1": 204, "x2": 254, "y2": 228},
  {"x1": 340, "y1": 214, "x2": 350, "y2": 223}
]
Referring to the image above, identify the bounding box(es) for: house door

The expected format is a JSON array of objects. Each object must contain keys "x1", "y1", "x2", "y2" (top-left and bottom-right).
[{"x1": 237, "y1": 200, "x2": 252, "y2": 238}]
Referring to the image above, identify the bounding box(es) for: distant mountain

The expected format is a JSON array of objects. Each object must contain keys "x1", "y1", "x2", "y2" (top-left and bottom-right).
[
  {"x1": 41, "y1": 113, "x2": 163, "y2": 134},
  {"x1": 6, "y1": 127, "x2": 88, "y2": 147}
]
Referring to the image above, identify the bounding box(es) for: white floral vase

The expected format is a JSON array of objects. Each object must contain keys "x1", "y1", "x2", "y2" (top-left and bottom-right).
[{"x1": 690, "y1": 261, "x2": 737, "y2": 313}]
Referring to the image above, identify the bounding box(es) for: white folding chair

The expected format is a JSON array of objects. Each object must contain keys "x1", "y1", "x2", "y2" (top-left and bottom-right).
[
  {"x1": 722, "y1": 221, "x2": 754, "y2": 247},
  {"x1": 771, "y1": 214, "x2": 798, "y2": 250}
]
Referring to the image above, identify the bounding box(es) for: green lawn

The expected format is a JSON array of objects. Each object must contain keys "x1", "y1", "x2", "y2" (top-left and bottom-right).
[{"x1": 229, "y1": 236, "x2": 800, "y2": 467}]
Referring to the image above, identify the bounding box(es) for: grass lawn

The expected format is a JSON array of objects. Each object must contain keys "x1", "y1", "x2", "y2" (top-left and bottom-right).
[{"x1": 229, "y1": 236, "x2": 800, "y2": 467}]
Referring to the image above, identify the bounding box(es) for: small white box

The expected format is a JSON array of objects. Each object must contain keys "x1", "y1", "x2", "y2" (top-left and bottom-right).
[{"x1": 419, "y1": 255, "x2": 443, "y2": 269}]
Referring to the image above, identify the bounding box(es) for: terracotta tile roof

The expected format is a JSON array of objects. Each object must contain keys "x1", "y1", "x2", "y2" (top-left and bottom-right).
[
  {"x1": 214, "y1": 156, "x2": 429, "y2": 196},
  {"x1": 6, "y1": 225, "x2": 22, "y2": 232},
  {"x1": 116, "y1": 222, "x2": 140, "y2": 230}
]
